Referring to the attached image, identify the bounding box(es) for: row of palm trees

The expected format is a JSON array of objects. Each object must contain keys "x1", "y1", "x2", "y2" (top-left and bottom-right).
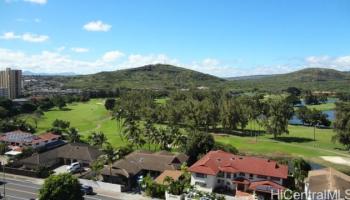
[{"x1": 121, "y1": 119, "x2": 187, "y2": 151}]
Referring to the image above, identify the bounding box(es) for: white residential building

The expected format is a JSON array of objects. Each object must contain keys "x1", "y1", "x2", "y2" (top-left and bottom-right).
[{"x1": 188, "y1": 150, "x2": 288, "y2": 196}]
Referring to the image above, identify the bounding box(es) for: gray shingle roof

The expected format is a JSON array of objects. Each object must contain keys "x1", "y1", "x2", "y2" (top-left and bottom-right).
[
  {"x1": 102, "y1": 150, "x2": 188, "y2": 178},
  {"x1": 20, "y1": 143, "x2": 102, "y2": 167}
]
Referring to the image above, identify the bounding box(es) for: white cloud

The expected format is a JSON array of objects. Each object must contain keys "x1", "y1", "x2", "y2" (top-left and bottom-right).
[
  {"x1": 56, "y1": 46, "x2": 65, "y2": 52},
  {"x1": 304, "y1": 55, "x2": 350, "y2": 71},
  {"x1": 23, "y1": 0, "x2": 47, "y2": 5},
  {"x1": 83, "y1": 21, "x2": 111, "y2": 32},
  {"x1": 0, "y1": 32, "x2": 49, "y2": 43},
  {"x1": 71, "y1": 47, "x2": 89, "y2": 53},
  {"x1": 16, "y1": 18, "x2": 42, "y2": 23},
  {"x1": 102, "y1": 51, "x2": 124, "y2": 62},
  {"x1": 22, "y1": 33, "x2": 49, "y2": 42},
  {"x1": 2, "y1": 47, "x2": 349, "y2": 77},
  {"x1": 0, "y1": 32, "x2": 19, "y2": 40}
]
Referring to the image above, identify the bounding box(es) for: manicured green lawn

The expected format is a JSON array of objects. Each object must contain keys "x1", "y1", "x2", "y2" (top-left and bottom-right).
[
  {"x1": 22, "y1": 99, "x2": 350, "y2": 173},
  {"x1": 23, "y1": 99, "x2": 124, "y2": 147},
  {"x1": 215, "y1": 122, "x2": 350, "y2": 173},
  {"x1": 306, "y1": 102, "x2": 335, "y2": 111}
]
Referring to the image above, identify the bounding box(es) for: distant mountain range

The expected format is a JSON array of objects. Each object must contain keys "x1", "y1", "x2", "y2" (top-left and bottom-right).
[
  {"x1": 23, "y1": 71, "x2": 78, "y2": 76},
  {"x1": 30, "y1": 65, "x2": 350, "y2": 92},
  {"x1": 226, "y1": 68, "x2": 350, "y2": 92}
]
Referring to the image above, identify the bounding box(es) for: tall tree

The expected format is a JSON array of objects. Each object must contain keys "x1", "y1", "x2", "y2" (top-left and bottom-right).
[
  {"x1": 52, "y1": 96, "x2": 67, "y2": 110},
  {"x1": 66, "y1": 127, "x2": 80, "y2": 143},
  {"x1": 180, "y1": 130, "x2": 215, "y2": 165},
  {"x1": 144, "y1": 120, "x2": 157, "y2": 150},
  {"x1": 104, "y1": 98, "x2": 116, "y2": 111},
  {"x1": 332, "y1": 102, "x2": 350, "y2": 150},
  {"x1": 123, "y1": 120, "x2": 144, "y2": 148},
  {"x1": 102, "y1": 144, "x2": 122, "y2": 176},
  {"x1": 291, "y1": 158, "x2": 311, "y2": 192},
  {"x1": 39, "y1": 173, "x2": 84, "y2": 200},
  {"x1": 265, "y1": 96, "x2": 294, "y2": 139},
  {"x1": 50, "y1": 119, "x2": 70, "y2": 135},
  {"x1": 87, "y1": 131, "x2": 108, "y2": 148}
]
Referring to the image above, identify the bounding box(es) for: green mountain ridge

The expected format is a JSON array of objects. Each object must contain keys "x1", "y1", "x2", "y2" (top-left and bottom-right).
[
  {"x1": 60, "y1": 64, "x2": 226, "y2": 90},
  {"x1": 227, "y1": 68, "x2": 350, "y2": 92},
  {"x1": 50, "y1": 65, "x2": 350, "y2": 92}
]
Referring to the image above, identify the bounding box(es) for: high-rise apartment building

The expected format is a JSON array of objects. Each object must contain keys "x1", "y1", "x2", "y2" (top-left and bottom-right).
[{"x1": 0, "y1": 68, "x2": 22, "y2": 99}]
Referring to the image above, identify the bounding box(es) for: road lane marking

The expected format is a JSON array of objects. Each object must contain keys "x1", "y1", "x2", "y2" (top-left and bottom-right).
[
  {"x1": 7, "y1": 182, "x2": 40, "y2": 189},
  {"x1": 6, "y1": 195, "x2": 28, "y2": 200},
  {"x1": 85, "y1": 196, "x2": 102, "y2": 200},
  {"x1": 6, "y1": 187, "x2": 37, "y2": 195}
]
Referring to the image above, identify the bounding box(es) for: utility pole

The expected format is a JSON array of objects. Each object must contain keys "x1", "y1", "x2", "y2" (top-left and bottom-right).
[{"x1": 2, "y1": 161, "x2": 5, "y2": 200}]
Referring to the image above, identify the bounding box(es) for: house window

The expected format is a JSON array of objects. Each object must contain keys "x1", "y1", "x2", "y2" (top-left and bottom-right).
[
  {"x1": 249, "y1": 174, "x2": 254, "y2": 179},
  {"x1": 271, "y1": 177, "x2": 281, "y2": 182},
  {"x1": 239, "y1": 173, "x2": 245, "y2": 177},
  {"x1": 233, "y1": 173, "x2": 237, "y2": 178},
  {"x1": 226, "y1": 173, "x2": 231, "y2": 179},
  {"x1": 195, "y1": 182, "x2": 207, "y2": 187},
  {"x1": 257, "y1": 175, "x2": 267, "y2": 179},
  {"x1": 195, "y1": 173, "x2": 207, "y2": 178},
  {"x1": 217, "y1": 171, "x2": 224, "y2": 178}
]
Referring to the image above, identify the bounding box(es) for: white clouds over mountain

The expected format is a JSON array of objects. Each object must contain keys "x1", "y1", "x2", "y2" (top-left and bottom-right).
[{"x1": 0, "y1": 47, "x2": 350, "y2": 77}]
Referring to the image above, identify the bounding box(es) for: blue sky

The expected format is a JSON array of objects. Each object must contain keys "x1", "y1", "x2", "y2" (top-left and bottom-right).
[{"x1": 1, "y1": 0, "x2": 350, "y2": 76}]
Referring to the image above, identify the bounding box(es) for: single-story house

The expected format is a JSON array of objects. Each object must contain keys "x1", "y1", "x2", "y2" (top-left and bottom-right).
[
  {"x1": 155, "y1": 170, "x2": 184, "y2": 185},
  {"x1": 0, "y1": 130, "x2": 61, "y2": 150},
  {"x1": 188, "y1": 150, "x2": 288, "y2": 197},
  {"x1": 19, "y1": 142, "x2": 102, "y2": 169},
  {"x1": 101, "y1": 150, "x2": 188, "y2": 190},
  {"x1": 305, "y1": 168, "x2": 350, "y2": 200}
]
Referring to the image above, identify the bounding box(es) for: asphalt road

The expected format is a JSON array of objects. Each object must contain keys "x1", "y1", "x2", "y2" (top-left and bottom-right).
[{"x1": 0, "y1": 178, "x2": 122, "y2": 200}]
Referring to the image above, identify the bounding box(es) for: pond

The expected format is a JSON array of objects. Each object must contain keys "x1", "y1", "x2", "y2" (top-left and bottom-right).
[{"x1": 289, "y1": 110, "x2": 335, "y2": 125}]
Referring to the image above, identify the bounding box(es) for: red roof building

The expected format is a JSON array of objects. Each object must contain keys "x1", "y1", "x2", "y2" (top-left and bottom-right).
[
  {"x1": 0, "y1": 130, "x2": 61, "y2": 150},
  {"x1": 188, "y1": 150, "x2": 288, "y2": 196}
]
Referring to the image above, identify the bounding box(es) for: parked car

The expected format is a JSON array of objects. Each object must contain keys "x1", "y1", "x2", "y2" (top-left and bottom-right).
[
  {"x1": 81, "y1": 185, "x2": 93, "y2": 195},
  {"x1": 66, "y1": 162, "x2": 82, "y2": 173}
]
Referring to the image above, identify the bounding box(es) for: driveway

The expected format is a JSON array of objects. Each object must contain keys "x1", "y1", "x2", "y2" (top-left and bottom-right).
[{"x1": 53, "y1": 165, "x2": 69, "y2": 174}]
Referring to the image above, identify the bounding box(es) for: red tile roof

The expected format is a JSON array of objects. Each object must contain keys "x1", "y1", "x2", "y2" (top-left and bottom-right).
[
  {"x1": 38, "y1": 132, "x2": 60, "y2": 141},
  {"x1": 188, "y1": 150, "x2": 288, "y2": 179},
  {"x1": 249, "y1": 180, "x2": 285, "y2": 192}
]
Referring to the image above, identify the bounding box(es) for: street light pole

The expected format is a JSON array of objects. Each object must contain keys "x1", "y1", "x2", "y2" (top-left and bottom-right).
[{"x1": 2, "y1": 161, "x2": 5, "y2": 199}]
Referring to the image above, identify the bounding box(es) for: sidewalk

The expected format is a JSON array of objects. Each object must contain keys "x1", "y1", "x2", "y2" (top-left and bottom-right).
[
  {"x1": 93, "y1": 189, "x2": 156, "y2": 200},
  {"x1": 3, "y1": 173, "x2": 44, "y2": 185},
  {"x1": 3, "y1": 173, "x2": 155, "y2": 200}
]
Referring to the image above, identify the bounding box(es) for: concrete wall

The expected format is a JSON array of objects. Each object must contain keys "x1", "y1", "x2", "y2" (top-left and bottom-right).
[
  {"x1": 166, "y1": 191, "x2": 184, "y2": 200},
  {"x1": 190, "y1": 173, "x2": 216, "y2": 193},
  {"x1": 79, "y1": 178, "x2": 123, "y2": 193}
]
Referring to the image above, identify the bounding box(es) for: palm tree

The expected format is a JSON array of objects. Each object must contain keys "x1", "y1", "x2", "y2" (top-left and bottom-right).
[
  {"x1": 114, "y1": 108, "x2": 126, "y2": 142},
  {"x1": 144, "y1": 120, "x2": 157, "y2": 150},
  {"x1": 87, "y1": 132, "x2": 108, "y2": 148},
  {"x1": 102, "y1": 144, "x2": 122, "y2": 176},
  {"x1": 123, "y1": 120, "x2": 143, "y2": 148},
  {"x1": 90, "y1": 157, "x2": 105, "y2": 181},
  {"x1": 292, "y1": 158, "x2": 311, "y2": 191},
  {"x1": 66, "y1": 127, "x2": 80, "y2": 143},
  {"x1": 158, "y1": 128, "x2": 173, "y2": 151},
  {"x1": 169, "y1": 126, "x2": 186, "y2": 149},
  {"x1": 32, "y1": 108, "x2": 44, "y2": 128},
  {"x1": 149, "y1": 128, "x2": 160, "y2": 151}
]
